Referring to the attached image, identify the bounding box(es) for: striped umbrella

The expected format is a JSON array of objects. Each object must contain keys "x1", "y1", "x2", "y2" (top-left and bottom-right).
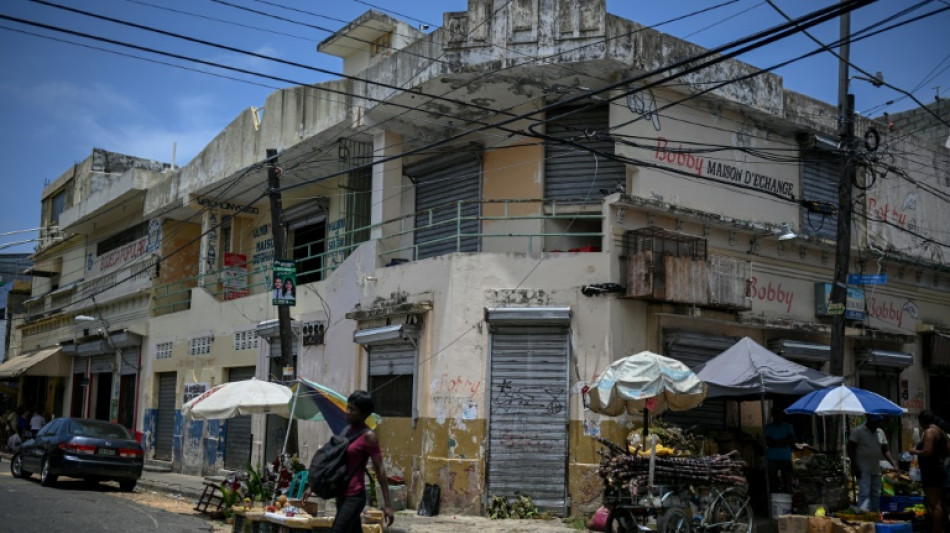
[
  {"x1": 785, "y1": 384, "x2": 906, "y2": 416},
  {"x1": 288, "y1": 378, "x2": 379, "y2": 434}
]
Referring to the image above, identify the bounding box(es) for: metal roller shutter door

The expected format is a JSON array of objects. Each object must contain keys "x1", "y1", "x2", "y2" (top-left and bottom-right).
[
  {"x1": 224, "y1": 366, "x2": 256, "y2": 470},
  {"x1": 407, "y1": 152, "x2": 481, "y2": 260},
  {"x1": 544, "y1": 104, "x2": 625, "y2": 201},
  {"x1": 800, "y1": 152, "x2": 840, "y2": 240},
  {"x1": 488, "y1": 328, "x2": 569, "y2": 514},
  {"x1": 662, "y1": 331, "x2": 738, "y2": 429},
  {"x1": 368, "y1": 344, "x2": 416, "y2": 376},
  {"x1": 154, "y1": 372, "x2": 177, "y2": 461}
]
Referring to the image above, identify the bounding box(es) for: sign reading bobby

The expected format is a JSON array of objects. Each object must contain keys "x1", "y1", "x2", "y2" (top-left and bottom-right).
[{"x1": 272, "y1": 260, "x2": 297, "y2": 306}]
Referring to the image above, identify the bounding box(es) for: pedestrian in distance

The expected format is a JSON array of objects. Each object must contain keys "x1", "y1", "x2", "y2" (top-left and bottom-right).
[
  {"x1": 848, "y1": 414, "x2": 889, "y2": 512},
  {"x1": 303, "y1": 390, "x2": 394, "y2": 532},
  {"x1": 15, "y1": 406, "x2": 30, "y2": 438},
  {"x1": 908, "y1": 410, "x2": 948, "y2": 533},
  {"x1": 29, "y1": 408, "x2": 46, "y2": 433},
  {"x1": 765, "y1": 404, "x2": 795, "y2": 493}
]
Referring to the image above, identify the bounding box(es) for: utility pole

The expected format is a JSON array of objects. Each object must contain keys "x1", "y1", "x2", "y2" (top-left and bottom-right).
[
  {"x1": 266, "y1": 149, "x2": 295, "y2": 381},
  {"x1": 830, "y1": 5, "x2": 854, "y2": 378}
]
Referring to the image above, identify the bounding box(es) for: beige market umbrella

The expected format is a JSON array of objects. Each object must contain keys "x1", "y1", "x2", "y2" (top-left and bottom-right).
[
  {"x1": 181, "y1": 378, "x2": 292, "y2": 419},
  {"x1": 587, "y1": 351, "x2": 706, "y2": 416}
]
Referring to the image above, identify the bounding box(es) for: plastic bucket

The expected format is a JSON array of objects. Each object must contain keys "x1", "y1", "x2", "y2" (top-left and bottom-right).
[{"x1": 770, "y1": 493, "x2": 793, "y2": 518}]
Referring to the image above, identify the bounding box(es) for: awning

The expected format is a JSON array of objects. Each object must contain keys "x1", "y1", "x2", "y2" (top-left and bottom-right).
[
  {"x1": 860, "y1": 349, "x2": 913, "y2": 368},
  {"x1": 0, "y1": 347, "x2": 70, "y2": 379},
  {"x1": 768, "y1": 339, "x2": 830, "y2": 363},
  {"x1": 354, "y1": 324, "x2": 419, "y2": 345},
  {"x1": 485, "y1": 307, "x2": 572, "y2": 327}
]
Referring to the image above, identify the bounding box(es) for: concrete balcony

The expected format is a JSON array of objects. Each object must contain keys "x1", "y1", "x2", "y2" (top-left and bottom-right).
[{"x1": 58, "y1": 168, "x2": 164, "y2": 233}]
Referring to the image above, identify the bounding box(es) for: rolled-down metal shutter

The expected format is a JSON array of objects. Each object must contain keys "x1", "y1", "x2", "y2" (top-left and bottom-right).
[
  {"x1": 224, "y1": 366, "x2": 256, "y2": 470},
  {"x1": 800, "y1": 151, "x2": 840, "y2": 240},
  {"x1": 407, "y1": 152, "x2": 481, "y2": 260},
  {"x1": 544, "y1": 104, "x2": 625, "y2": 201},
  {"x1": 488, "y1": 324, "x2": 570, "y2": 514},
  {"x1": 662, "y1": 331, "x2": 738, "y2": 429},
  {"x1": 368, "y1": 344, "x2": 416, "y2": 376},
  {"x1": 154, "y1": 372, "x2": 177, "y2": 461}
]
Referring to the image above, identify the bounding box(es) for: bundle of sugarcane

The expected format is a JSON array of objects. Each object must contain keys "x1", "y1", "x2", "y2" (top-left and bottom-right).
[{"x1": 597, "y1": 437, "x2": 746, "y2": 496}]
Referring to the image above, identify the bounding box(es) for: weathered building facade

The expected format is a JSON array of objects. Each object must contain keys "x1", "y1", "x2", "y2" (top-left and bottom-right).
[{"x1": 14, "y1": 0, "x2": 950, "y2": 516}]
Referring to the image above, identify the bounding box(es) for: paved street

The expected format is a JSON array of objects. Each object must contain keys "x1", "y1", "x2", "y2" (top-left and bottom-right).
[{"x1": 0, "y1": 468, "x2": 221, "y2": 533}]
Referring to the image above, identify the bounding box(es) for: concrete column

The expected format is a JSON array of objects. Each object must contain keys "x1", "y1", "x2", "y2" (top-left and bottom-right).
[{"x1": 371, "y1": 130, "x2": 406, "y2": 260}]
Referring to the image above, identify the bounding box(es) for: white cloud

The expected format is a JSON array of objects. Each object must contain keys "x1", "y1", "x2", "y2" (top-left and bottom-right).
[{"x1": 3, "y1": 79, "x2": 232, "y2": 166}]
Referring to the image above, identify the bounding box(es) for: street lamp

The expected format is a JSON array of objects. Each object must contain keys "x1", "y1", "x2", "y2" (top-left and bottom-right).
[{"x1": 74, "y1": 314, "x2": 122, "y2": 424}]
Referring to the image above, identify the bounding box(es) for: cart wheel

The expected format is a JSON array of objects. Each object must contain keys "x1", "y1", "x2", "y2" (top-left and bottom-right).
[
  {"x1": 605, "y1": 508, "x2": 638, "y2": 533},
  {"x1": 658, "y1": 507, "x2": 691, "y2": 533},
  {"x1": 709, "y1": 489, "x2": 752, "y2": 533}
]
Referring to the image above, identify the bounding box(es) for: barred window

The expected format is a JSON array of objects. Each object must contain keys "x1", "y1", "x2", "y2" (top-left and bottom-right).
[
  {"x1": 189, "y1": 336, "x2": 213, "y2": 356},
  {"x1": 155, "y1": 342, "x2": 173, "y2": 360},
  {"x1": 234, "y1": 330, "x2": 260, "y2": 351}
]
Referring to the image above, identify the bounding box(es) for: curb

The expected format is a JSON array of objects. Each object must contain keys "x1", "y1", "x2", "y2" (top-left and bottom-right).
[{"x1": 135, "y1": 477, "x2": 204, "y2": 503}]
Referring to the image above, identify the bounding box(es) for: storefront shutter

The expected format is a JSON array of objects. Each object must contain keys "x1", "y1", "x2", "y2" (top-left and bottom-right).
[
  {"x1": 544, "y1": 104, "x2": 625, "y2": 201},
  {"x1": 800, "y1": 151, "x2": 840, "y2": 240},
  {"x1": 407, "y1": 152, "x2": 482, "y2": 260},
  {"x1": 663, "y1": 330, "x2": 738, "y2": 429},
  {"x1": 224, "y1": 366, "x2": 256, "y2": 470},
  {"x1": 488, "y1": 325, "x2": 569, "y2": 514},
  {"x1": 154, "y1": 372, "x2": 177, "y2": 461}
]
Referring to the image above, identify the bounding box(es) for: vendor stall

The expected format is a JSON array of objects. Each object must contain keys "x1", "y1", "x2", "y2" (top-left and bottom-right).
[{"x1": 587, "y1": 351, "x2": 753, "y2": 533}]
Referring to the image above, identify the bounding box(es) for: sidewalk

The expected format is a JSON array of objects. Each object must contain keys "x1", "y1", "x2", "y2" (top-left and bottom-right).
[
  {"x1": 136, "y1": 468, "x2": 580, "y2": 532},
  {"x1": 2, "y1": 451, "x2": 773, "y2": 532}
]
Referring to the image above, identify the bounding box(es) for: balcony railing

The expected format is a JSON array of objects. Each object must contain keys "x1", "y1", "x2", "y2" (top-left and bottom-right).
[{"x1": 151, "y1": 199, "x2": 604, "y2": 315}]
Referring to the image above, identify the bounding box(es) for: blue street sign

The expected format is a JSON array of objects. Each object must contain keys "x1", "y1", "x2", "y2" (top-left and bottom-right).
[{"x1": 847, "y1": 273, "x2": 888, "y2": 285}]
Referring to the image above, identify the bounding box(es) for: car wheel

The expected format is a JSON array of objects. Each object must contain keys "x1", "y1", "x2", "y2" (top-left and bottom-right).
[
  {"x1": 10, "y1": 454, "x2": 30, "y2": 478},
  {"x1": 119, "y1": 480, "x2": 136, "y2": 492},
  {"x1": 40, "y1": 459, "x2": 58, "y2": 487}
]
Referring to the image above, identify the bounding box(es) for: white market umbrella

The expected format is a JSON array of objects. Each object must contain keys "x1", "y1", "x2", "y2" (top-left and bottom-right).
[
  {"x1": 588, "y1": 351, "x2": 706, "y2": 416},
  {"x1": 182, "y1": 377, "x2": 293, "y2": 419}
]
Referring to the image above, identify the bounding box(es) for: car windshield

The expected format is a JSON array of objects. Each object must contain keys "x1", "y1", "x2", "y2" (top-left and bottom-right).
[{"x1": 67, "y1": 420, "x2": 133, "y2": 440}]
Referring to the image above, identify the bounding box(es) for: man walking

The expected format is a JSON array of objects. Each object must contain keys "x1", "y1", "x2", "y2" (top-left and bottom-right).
[{"x1": 848, "y1": 414, "x2": 888, "y2": 511}]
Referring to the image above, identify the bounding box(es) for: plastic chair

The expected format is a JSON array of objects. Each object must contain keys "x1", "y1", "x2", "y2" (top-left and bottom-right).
[{"x1": 287, "y1": 470, "x2": 308, "y2": 499}]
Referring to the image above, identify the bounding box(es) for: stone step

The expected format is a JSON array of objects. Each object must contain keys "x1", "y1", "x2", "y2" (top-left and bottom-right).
[{"x1": 144, "y1": 459, "x2": 173, "y2": 472}]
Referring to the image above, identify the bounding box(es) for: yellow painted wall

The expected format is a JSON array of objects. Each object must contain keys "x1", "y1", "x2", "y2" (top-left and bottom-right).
[{"x1": 374, "y1": 417, "x2": 486, "y2": 514}]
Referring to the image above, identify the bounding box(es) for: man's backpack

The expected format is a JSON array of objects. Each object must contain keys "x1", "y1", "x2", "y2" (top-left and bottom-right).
[{"x1": 308, "y1": 428, "x2": 367, "y2": 499}]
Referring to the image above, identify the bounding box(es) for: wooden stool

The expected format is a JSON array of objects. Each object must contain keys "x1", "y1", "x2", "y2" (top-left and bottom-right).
[{"x1": 195, "y1": 481, "x2": 226, "y2": 517}]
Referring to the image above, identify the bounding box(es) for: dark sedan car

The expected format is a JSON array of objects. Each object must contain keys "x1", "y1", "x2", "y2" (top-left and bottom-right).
[{"x1": 10, "y1": 417, "x2": 143, "y2": 491}]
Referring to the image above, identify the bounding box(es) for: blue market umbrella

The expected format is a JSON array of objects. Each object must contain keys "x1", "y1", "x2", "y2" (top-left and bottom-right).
[{"x1": 785, "y1": 384, "x2": 906, "y2": 416}]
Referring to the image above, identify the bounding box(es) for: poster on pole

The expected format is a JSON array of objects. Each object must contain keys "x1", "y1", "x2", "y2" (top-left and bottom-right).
[{"x1": 272, "y1": 259, "x2": 297, "y2": 306}]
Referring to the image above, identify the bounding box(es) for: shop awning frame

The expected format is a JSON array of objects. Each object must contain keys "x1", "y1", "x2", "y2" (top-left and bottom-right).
[{"x1": 0, "y1": 347, "x2": 70, "y2": 379}]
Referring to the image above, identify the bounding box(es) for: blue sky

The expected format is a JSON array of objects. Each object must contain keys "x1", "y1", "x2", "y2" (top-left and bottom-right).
[{"x1": 0, "y1": 0, "x2": 947, "y2": 254}]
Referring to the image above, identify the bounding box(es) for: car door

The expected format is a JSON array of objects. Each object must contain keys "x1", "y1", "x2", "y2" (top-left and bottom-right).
[{"x1": 25, "y1": 419, "x2": 61, "y2": 471}]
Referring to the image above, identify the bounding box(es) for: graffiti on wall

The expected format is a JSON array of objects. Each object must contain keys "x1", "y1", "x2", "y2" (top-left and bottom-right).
[
  {"x1": 430, "y1": 374, "x2": 482, "y2": 423},
  {"x1": 491, "y1": 379, "x2": 563, "y2": 415}
]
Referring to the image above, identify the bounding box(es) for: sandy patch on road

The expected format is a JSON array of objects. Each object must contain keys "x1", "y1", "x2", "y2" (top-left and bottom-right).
[{"x1": 109, "y1": 488, "x2": 230, "y2": 532}]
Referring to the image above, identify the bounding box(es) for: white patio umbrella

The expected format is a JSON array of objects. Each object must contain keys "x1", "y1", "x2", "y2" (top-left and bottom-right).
[{"x1": 181, "y1": 377, "x2": 293, "y2": 419}]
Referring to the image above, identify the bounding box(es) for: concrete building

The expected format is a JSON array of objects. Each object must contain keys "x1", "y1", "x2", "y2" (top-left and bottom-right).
[
  {"x1": 13, "y1": 0, "x2": 950, "y2": 517},
  {"x1": 13, "y1": 148, "x2": 170, "y2": 430}
]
